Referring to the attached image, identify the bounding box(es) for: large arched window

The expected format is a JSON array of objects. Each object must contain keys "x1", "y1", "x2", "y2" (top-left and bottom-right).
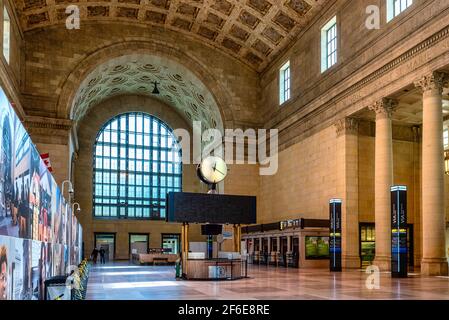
[{"x1": 93, "y1": 112, "x2": 182, "y2": 219}]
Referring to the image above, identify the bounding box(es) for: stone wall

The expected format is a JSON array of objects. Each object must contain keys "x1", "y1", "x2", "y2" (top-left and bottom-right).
[
  {"x1": 258, "y1": 125, "x2": 337, "y2": 223},
  {"x1": 260, "y1": 0, "x2": 449, "y2": 149}
]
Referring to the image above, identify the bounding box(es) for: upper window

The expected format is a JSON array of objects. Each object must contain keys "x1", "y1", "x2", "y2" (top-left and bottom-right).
[
  {"x1": 3, "y1": 6, "x2": 10, "y2": 64},
  {"x1": 279, "y1": 61, "x2": 291, "y2": 105},
  {"x1": 93, "y1": 112, "x2": 182, "y2": 220},
  {"x1": 321, "y1": 16, "x2": 337, "y2": 73},
  {"x1": 387, "y1": 0, "x2": 413, "y2": 22}
]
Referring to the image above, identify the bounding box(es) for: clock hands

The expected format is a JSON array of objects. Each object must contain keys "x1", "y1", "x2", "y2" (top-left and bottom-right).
[{"x1": 212, "y1": 161, "x2": 225, "y2": 175}]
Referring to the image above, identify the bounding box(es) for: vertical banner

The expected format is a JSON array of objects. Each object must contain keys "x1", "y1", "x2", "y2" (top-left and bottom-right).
[
  {"x1": 391, "y1": 186, "x2": 408, "y2": 278},
  {"x1": 329, "y1": 199, "x2": 342, "y2": 271}
]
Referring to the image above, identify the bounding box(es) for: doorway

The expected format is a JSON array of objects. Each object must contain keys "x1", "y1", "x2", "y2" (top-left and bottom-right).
[
  {"x1": 161, "y1": 234, "x2": 180, "y2": 254},
  {"x1": 129, "y1": 233, "x2": 149, "y2": 258},
  {"x1": 359, "y1": 223, "x2": 414, "y2": 268},
  {"x1": 94, "y1": 233, "x2": 116, "y2": 261}
]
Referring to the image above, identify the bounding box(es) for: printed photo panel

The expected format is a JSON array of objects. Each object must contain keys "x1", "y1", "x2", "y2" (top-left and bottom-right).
[
  {"x1": 12, "y1": 238, "x2": 33, "y2": 300},
  {"x1": 0, "y1": 93, "x2": 23, "y2": 238},
  {"x1": 14, "y1": 124, "x2": 32, "y2": 240},
  {"x1": 0, "y1": 235, "x2": 12, "y2": 300},
  {"x1": 38, "y1": 160, "x2": 53, "y2": 243}
]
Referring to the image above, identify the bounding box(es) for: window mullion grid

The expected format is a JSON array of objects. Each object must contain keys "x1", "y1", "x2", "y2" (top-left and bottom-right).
[
  {"x1": 125, "y1": 113, "x2": 129, "y2": 219},
  {"x1": 157, "y1": 122, "x2": 162, "y2": 219},
  {"x1": 149, "y1": 115, "x2": 153, "y2": 220}
]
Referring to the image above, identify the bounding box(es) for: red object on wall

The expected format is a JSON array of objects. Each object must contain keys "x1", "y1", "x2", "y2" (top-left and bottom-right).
[{"x1": 40, "y1": 153, "x2": 53, "y2": 172}]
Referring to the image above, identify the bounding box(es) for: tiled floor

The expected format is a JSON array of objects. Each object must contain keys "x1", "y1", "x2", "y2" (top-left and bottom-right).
[{"x1": 86, "y1": 262, "x2": 449, "y2": 300}]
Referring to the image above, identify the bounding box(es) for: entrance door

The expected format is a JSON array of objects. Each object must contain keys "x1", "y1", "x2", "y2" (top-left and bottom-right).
[
  {"x1": 95, "y1": 233, "x2": 115, "y2": 261},
  {"x1": 129, "y1": 233, "x2": 149, "y2": 258},
  {"x1": 359, "y1": 223, "x2": 415, "y2": 268},
  {"x1": 270, "y1": 237, "x2": 278, "y2": 252},
  {"x1": 161, "y1": 234, "x2": 180, "y2": 254},
  {"x1": 292, "y1": 237, "x2": 299, "y2": 268}
]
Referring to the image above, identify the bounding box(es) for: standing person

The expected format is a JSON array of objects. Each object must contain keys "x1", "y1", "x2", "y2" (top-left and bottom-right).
[
  {"x1": 99, "y1": 248, "x2": 106, "y2": 264},
  {"x1": 90, "y1": 248, "x2": 99, "y2": 264}
]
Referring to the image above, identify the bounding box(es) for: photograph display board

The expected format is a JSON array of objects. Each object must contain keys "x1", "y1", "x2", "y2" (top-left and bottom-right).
[
  {"x1": 305, "y1": 236, "x2": 329, "y2": 260},
  {"x1": 0, "y1": 86, "x2": 82, "y2": 300}
]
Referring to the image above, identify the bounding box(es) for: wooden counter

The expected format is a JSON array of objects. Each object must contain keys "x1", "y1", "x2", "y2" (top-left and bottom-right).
[{"x1": 184, "y1": 259, "x2": 246, "y2": 280}]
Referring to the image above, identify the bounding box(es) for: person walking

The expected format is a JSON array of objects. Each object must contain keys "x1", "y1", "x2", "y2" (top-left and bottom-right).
[{"x1": 99, "y1": 248, "x2": 106, "y2": 264}]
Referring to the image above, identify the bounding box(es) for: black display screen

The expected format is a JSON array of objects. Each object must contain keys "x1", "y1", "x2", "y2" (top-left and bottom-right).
[
  {"x1": 391, "y1": 186, "x2": 408, "y2": 277},
  {"x1": 201, "y1": 224, "x2": 223, "y2": 235},
  {"x1": 166, "y1": 192, "x2": 257, "y2": 224},
  {"x1": 329, "y1": 199, "x2": 342, "y2": 271}
]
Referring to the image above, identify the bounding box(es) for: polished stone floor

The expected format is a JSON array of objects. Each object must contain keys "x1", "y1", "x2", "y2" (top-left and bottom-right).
[{"x1": 86, "y1": 262, "x2": 449, "y2": 300}]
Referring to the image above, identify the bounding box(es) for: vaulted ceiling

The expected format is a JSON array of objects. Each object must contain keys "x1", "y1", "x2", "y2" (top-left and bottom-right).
[{"x1": 13, "y1": 0, "x2": 327, "y2": 72}]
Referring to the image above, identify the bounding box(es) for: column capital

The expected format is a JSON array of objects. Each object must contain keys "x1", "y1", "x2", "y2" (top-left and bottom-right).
[
  {"x1": 368, "y1": 98, "x2": 398, "y2": 120},
  {"x1": 334, "y1": 117, "x2": 359, "y2": 137},
  {"x1": 414, "y1": 71, "x2": 449, "y2": 94}
]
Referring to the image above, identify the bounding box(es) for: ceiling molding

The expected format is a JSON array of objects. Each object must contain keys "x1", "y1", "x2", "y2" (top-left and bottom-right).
[{"x1": 12, "y1": 0, "x2": 326, "y2": 72}]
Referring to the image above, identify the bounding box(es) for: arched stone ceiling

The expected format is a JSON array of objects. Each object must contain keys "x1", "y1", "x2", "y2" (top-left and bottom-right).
[
  {"x1": 71, "y1": 54, "x2": 224, "y2": 132},
  {"x1": 13, "y1": 0, "x2": 327, "y2": 72}
]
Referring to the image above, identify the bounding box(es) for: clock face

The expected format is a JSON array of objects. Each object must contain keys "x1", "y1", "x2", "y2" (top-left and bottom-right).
[{"x1": 199, "y1": 156, "x2": 228, "y2": 184}]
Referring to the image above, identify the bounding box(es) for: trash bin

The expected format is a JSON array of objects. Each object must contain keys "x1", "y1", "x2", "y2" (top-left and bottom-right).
[
  {"x1": 175, "y1": 258, "x2": 181, "y2": 278},
  {"x1": 44, "y1": 276, "x2": 71, "y2": 300}
]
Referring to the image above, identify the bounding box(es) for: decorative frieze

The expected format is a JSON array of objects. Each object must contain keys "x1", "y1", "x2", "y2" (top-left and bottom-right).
[
  {"x1": 368, "y1": 98, "x2": 398, "y2": 120},
  {"x1": 334, "y1": 117, "x2": 359, "y2": 137},
  {"x1": 414, "y1": 71, "x2": 449, "y2": 94}
]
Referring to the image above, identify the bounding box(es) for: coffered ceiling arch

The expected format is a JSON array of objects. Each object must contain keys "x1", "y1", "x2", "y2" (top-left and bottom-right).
[
  {"x1": 70, "y1": 53, "x2": 225, "y2": 133},
  {"x1": 13, "y1": 0, "x2": 327, "y2": 72}
]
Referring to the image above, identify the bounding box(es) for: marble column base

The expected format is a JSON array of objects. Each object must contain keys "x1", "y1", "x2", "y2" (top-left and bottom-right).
[
  {"x1": 421, "y1": 258, "x2": 448, "y2": 276},
  {"x1": 342, "y1": 255, "x2": 361, "y2": 269},
  {"x1": 373, "y1": 256, "x2": 391, "y2": 271}
]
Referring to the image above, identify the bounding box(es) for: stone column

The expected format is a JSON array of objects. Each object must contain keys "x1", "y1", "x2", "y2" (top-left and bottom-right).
[
  {"x1": 287, "y1": 236, "x2": 291, "y2": 252},
  {"x1": 415, "y1": 72, "x2": 449, "y2": 276},
  {"x1": 334, "y1": 117, "x2": 361, "y2": 268},
  {"x1": 267, "y1": 237, "x2": 271, "y2": 253},
  {"x1": 369, "y1": 98, "x2": 398, "y2": 271},
  {"x1": 276, "y1": 237, "x2": 280, "y2": 252}
]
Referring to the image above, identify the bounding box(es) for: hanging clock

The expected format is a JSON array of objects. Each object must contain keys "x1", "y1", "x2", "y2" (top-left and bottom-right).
[{"x1": 197, "y1": 156, "x2": 228, "y2": 185}]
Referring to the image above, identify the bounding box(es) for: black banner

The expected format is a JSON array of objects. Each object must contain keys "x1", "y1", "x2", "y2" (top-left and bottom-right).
[
  {"x1": 166, "y1": 192, "x2": 256, "y2": 224},
  {"x1": 329, "y1": 199, "x2": 342, "y2": 272},
  {"x1": 391, "y1": 186, "x2": 408, "y2": 278}
]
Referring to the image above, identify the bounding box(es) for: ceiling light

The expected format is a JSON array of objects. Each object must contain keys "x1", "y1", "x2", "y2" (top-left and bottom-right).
[{"x1": 152, "y1": 81, "x2": 160, "y2": 95}]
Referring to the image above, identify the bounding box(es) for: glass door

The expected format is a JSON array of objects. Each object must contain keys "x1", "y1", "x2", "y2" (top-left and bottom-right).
[
  {"x1": 94, "y1": 233, "x2": 115, "y2": 261},
  {"x1": 129, "y1": 233, "x2": 149, "y2": 258},
  {"x1": 360, "y1": 223, "x2": 375, "y2": 268}
]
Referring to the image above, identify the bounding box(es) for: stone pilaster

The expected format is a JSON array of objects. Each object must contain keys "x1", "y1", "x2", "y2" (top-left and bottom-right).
[
  {"x1": 334, "y1": 117, "x2": 360, "y2": 268},
  {"x1": 414, "y1": 71, "x2": 449, "y2": 276},
  {"x1": 368, "y1": 98, "x2": 398, "y2": 271}
]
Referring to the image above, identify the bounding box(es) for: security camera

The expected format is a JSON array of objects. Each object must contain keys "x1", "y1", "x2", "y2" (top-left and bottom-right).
[
  {"x1": 77, "y1": 207, "x2": 81, "y2": 212},
  {"x1": 69, "y1": 188, "x2": 74, "y2": 195}
]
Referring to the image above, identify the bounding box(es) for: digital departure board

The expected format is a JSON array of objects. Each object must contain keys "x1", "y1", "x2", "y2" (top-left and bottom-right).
[
  {"x1": 329, "y1": 198, "x2": 342, "y2": 272},
  {"x1": 391, "y1": 186, "x2": 408, "y2": 278},
  {"x1": 166, "y1": 192, "x2": 257, "y2": 224}
]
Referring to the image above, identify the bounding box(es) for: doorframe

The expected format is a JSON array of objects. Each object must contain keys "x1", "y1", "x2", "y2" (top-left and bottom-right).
[
  {"x1": 161, "y1": 233, "x2": 181, "y2": 254},
  {"x1": 128, "y1": 232, "x2": 150, "y2": 257},
  {"x1": 94, "y1": 232, "x2": 116, "y2": 260}
]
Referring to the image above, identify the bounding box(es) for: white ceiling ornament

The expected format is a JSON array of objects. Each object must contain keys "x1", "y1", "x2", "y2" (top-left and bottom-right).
[{"x1": 71, "y1": 54, "x2": 224, "y2": 133}]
